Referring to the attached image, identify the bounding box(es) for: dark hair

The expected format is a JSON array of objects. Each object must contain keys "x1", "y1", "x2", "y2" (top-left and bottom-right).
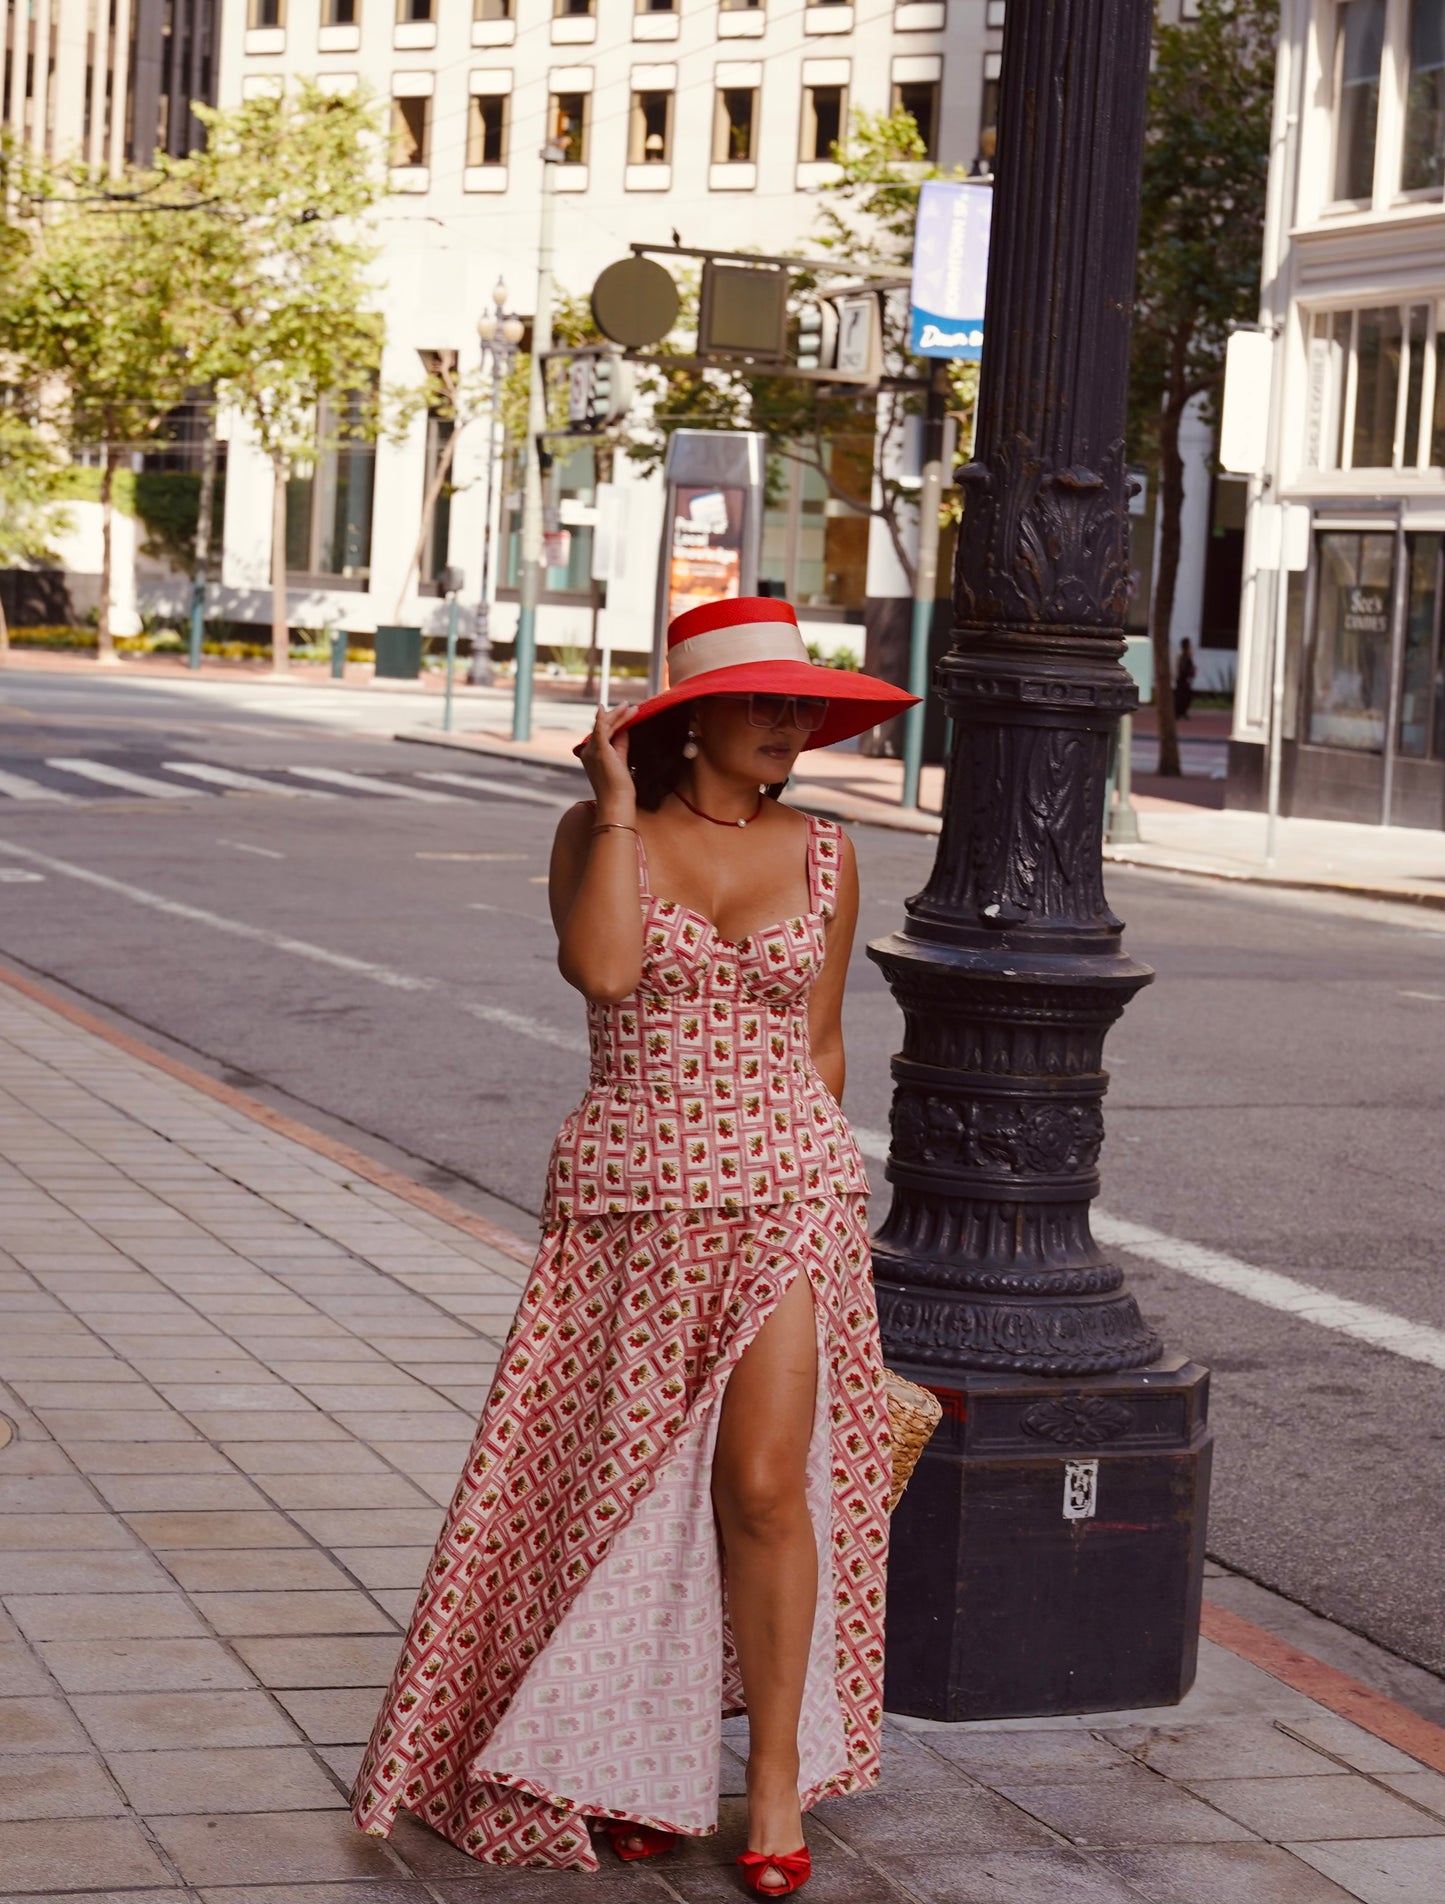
[{"x1": 627, "y1": 699, "x2": 785, "y2": 811}]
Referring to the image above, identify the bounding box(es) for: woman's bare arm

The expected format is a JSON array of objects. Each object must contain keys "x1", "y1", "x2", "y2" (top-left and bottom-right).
[
  {"x1": 806, "y1": 829, "x2": 859, "y2": 1104},
  {"x1": 548, "y1": 705, "x2": 645, "y2": 1003}
]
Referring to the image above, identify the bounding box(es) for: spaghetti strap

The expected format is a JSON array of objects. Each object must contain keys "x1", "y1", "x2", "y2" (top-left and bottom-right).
[{"x1": 806, "y1": 814, "x2": 841, "y2": 919}]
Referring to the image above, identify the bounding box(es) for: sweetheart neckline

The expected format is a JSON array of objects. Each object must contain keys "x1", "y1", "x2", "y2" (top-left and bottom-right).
[{"x1": 645, "y1": 892, "x2": 824, "y2": 953}]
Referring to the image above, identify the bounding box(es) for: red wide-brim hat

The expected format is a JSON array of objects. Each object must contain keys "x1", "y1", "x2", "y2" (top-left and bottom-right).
[{"x1": 619, "y1": 597, "x2": 920, "y2": 750}]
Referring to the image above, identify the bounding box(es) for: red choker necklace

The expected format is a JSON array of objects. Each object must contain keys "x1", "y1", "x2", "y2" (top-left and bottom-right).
[{"x1": 672, "y1": 787, "x2": 765, "y2": 829}]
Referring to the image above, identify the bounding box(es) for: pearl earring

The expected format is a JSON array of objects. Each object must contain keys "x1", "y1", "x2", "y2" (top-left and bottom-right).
[{"x1": 682, "y1": 732, "x2": 700, "y2": 759}]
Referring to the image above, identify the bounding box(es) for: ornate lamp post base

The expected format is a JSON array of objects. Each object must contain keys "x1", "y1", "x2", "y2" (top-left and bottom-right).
[{"x1": 883, "y1": 1357, "x2": 1211, "y2": 1720}]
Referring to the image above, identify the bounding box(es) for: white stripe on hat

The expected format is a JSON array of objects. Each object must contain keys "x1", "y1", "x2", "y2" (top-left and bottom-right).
[{"x1": 667, "y1": 620, "x2": 810, "y2": 684}]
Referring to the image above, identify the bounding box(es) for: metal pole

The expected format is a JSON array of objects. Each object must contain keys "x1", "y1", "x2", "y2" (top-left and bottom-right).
[
  {"x1": 901, "y1": 362, "x2": 950, "y2": 810},
  {"x1": 469, "y1": 348, "x2": 504, "y2": 687},
  {"x1": 869, "y1": 0, "x2": 1209, "y2": 1723},
  {"x1": 1108, "y1": 709, "x2": 1141, "y2": 844},
  {"x1": 1379, "y1": 512, "x2": 1409, "y2": 831},
  {"x1": 443, "y1": 586, "x2": 459, "y2": 734},
  {"x1": 1263, "y1": 559, "x2": 1290, "y2": 865},
  {"x1": 512, "y1": 144, "x2": 561, "y2": 742},
  {"x1": 188, "y1": 415, "x2": 217, "y2": 671}
]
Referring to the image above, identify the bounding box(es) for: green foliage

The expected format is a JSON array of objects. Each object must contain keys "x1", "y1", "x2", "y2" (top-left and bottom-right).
[
  {"x1": 0, "y1": 414, "x2": 71, "y2": 570},
  {"x1": 1130, "y1": 0, "x2": 1279, "y2": 458}
]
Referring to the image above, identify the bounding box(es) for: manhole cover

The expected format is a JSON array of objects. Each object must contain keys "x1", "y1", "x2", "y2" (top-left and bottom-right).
[{"x1": 0, "y1": 1415, "x2": 15, "y2": 1453}]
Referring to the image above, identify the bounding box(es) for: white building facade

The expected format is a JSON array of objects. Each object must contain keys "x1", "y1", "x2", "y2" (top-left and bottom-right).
[
  {"x1": 1230, "y1": 0, "x2": 1445, "y2": 829},
  {"x1": 212, "y1": 0, "x2": 1018, "y2": 665}
]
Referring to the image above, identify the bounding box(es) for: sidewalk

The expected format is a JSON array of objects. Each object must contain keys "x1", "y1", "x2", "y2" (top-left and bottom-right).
[
  {"x1": 2, "y1": 970, "x2": 1445, "y2": 1903},
  {"x1": 396, "y1": 719, "x2": 1445, "y2": 910}
]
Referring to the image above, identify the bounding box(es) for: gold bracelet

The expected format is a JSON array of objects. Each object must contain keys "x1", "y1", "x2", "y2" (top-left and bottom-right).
[{"x1": 591, "y1": 822, "x2": 638, "y2": 837}]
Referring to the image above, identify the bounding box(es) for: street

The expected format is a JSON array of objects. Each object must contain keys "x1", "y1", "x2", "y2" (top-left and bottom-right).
[{"x1": 2, "y1": 665, "x2": 1444, "y2": 1705}]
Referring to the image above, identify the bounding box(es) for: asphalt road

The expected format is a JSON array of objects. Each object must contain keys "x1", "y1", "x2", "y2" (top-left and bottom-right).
[{"x1": 2, "y1": 667, "x2": 1444, "y2": 1699}]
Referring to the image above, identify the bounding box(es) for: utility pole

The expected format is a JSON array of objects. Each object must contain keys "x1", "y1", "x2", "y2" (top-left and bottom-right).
[
  {"x1": 512, "y1": 142, "x2": 563, "y2": 743},
  {"x1": 188, "y1": 413, "x2": 218, "y2": 672},
  {"x1": 472, "y1": 280, "x2": 524, "y2": 687},
  {"x1": 901, "y1": 360, "x2": 950, "y2": 810},
  {"x1": 870, "y1": 0, "x2": 1210, "y2": 1721}
]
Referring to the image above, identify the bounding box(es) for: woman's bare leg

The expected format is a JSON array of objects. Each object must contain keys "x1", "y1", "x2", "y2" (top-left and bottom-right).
[{"x1": 712, "y1": 1269, "x2": 819, "y2": 1884}]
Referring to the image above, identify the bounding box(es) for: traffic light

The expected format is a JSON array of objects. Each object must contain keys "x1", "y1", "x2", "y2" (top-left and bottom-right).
[
  {"x1": 794, "y1": 298, "x2": 838, "y2": 372},
  {"x1": 587, "y1": 353, "x2": 634, "y2": 429}
]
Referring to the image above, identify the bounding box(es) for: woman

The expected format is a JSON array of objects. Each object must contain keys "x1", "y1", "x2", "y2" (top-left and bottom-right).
[{"x1": 352, "y1": 597, "x2": 917, "y2": 1895}]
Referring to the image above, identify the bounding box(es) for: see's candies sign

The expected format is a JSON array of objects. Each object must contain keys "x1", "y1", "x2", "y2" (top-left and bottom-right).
[{"x1": 909, "y1": 180, "x2": 992, "y2": 361}]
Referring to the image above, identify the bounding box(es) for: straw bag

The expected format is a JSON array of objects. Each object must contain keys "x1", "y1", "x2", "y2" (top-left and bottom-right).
[{"x1": 884, "y1": 1368, "x2": 942, "y2": 1512}]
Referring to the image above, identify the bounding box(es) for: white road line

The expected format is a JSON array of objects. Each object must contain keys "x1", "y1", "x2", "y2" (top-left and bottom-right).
[
  {"x1": 45, "y1": 759, "x2": 198, "y2": 800},
  {"x1": 844, "y1": 1127, "x2": 1445, "y2": 1374},
  {"x1": 163, "y1": 762, "x2": 331, "y2": 798},
  {"x1": 218, "y1": 840, "x2": 286, "y2": 860},
  {"x1": 414, "y1": 771, "x2": 571, "y2": 809},
  {"x1": 0, "y1": 768, "x2": 74, "y2": 803},
  {"x1": 5, "y1": 832, "x2": 1440, "y2": 1375},
  {"x1": 1399, "y1": 990, "x2": 1445, "y2": 1002},
  {"x1": 285, "y1": 767, "x2": 459, "y2": 803},
  {"x1": 1092, "y1": 1213, "x2": 1445, "y2": 1374}
]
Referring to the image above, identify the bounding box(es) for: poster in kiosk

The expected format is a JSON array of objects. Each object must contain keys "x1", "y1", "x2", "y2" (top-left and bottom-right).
[{"x1": 651, "y1": 429, "x2": 767, "y2": 694}]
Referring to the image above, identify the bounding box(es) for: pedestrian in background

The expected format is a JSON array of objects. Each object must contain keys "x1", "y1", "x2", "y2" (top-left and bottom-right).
[
  {"x1": 1173, "y1": 637, "x2": 1197, "y2": 721},
  {"x1": 351, "y1": 598, "x2": 916, "y2": 1894}
]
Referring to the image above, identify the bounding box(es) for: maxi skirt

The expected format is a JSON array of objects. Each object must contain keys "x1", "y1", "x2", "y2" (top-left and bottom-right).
[{"x1": 350, "y1": 1195, "x2": 890, "y2": 1870}]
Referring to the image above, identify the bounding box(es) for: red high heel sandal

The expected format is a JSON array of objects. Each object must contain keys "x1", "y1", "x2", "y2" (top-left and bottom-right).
[
  {"x1": 604, "y1": 1820, "x2": 677, "y2": 1862},
  {"x1": 737, "y1": 1846, "x2": 812, "y2": 1896}
]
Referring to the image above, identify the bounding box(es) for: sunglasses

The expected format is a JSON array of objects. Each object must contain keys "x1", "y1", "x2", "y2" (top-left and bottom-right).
[{"x1": 739, "y1": 693, "x2": 829, "y2": 734}]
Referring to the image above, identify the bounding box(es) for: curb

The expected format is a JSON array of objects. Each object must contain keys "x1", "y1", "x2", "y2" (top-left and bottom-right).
[
  {"x1": 4, "y1": 954, "x2": 1444, "y2": 1775},
  {"x1": 1102, "y1": 848, "x2": 1445, "y2": 913}
]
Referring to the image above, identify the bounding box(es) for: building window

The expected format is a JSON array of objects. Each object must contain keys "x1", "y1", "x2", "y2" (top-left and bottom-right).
[
  {"x1": 979, "y1": 52, "x2": 1001, "y2": 170},
  {"x1": 760, "y1": 436, "x2": 872, "y2": 614},
  {"x1": 324, "y1": 0, "x2": 357, "y2": 22},
  {"x1": 285, "y1": 394, "x2": 376, "y2": 584},
  {"x1": 986, "y1": 0, "x2": 1006, "y2": 23},
  {"x1": 1399, "y1": 532, "x2": 1445, "y2": 757},
  {"x1": 629, "y1": 90, "x2": 673, "y2": 163},
  {"x1": 800, "y1": 84, "x2": 846, "y2": 161},
  {"x1": 1306, "y1": 302, "x2": 1441, "y2": 470},
  {"x1": 505, "y1": 444, "x2": 596, "y2": 597},
  {"x1": 468, "y1": 92, "x2": 509, "y2": 166},
  {"x1": 555, "y1": 0, "x2": 594, "y2": 14},
  {"x1": 249, "y1": 0, "x2": 285, "y2": 25},
  {"x1": 391, "y1": 94, "x2": 430, "y2": 167},
  {"x1": 638, "y1": 0, "x2": 676, "y2": 10},
  {"x1": 713, "y1": 86, "x2": 758, "y2": 162},
  {"x1": 476, "y1": 0, "x2": 513, "y2": 16},
  {"x1": 1307, "y1": 530, "x2": 1394, "y2": 751},
  {"x1": 1403, "y1": 0, "x2": 1445, "y2": 191},
  {"x1": 397, "y1": 0, "x2": 434, "y2": 19},
  {"x1": 422, "y1": 406, "x2": 454, "y2": 590},
  {"x1": 721, "y1": 0, "x2": 763, "y2": 8},
  {"x1": 892, "y1": 79, "x2": 938, "y2": 159},
  {"x1": 551, "y1": 91, "x2": 589, "y2": 162},
  {"x1": 1333, "y1": 0, "x2": 1386, "y2": 202}
]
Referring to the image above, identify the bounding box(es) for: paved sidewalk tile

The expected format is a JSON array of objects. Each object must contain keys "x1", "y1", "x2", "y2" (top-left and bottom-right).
[{"x1": 1286, "y1": 1836, "x2": 1445, "y2": 1904}]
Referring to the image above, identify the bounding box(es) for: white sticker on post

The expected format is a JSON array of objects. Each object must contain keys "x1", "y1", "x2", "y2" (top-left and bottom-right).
[{"x1": 1063, "y1": 1459, "x2": 1099, "y2": 1521}]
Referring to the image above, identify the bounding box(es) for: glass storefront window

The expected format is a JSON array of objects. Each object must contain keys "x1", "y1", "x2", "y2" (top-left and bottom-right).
[
  {"x1": 1404, "y1": 0, "x2": 1445, "y2": 190},
  {"x1": 502, "y1": 443, "x2": 595, "y2": 597},
  {"x1": 1335, "y1": 0, "x2": 1386, "y2": 201},
  {"x1": 285, "y1": 392, "x2": 376, "y2": 583},
  {"x1": 1308, "y1": 530, "x2": 1394, "y2": 751},
  {"x1": 1352, "y1": 305, "x2": 1404, "y2": 468},
  {"x1": 758, "y1": 436, "x2": 870, "y2": 613},
  {"x1": 1399, "y1": 533, "x2": 1440, "y2": 757}
]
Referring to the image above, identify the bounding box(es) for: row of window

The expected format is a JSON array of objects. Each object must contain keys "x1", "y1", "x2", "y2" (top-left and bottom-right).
[
  {"x1": 251, "y1": 0, "x2": 982, "y2": 26},
  {"x1": 1335, "y1": 0, "x2": 1445, "y2": 201},
  {"x1": 388, "y1": 72, "x2": 950, "y2": 173},
  {"x1": 1304, "y1": 300, "x2": 1445, "y2": 471}
]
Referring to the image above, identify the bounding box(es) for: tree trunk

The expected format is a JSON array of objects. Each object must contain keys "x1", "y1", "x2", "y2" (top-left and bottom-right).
[
  {"x1": 97, "y1": 448, "x2": 117, "y2": 664},
  {"x1": 1149, "y1": 389, "x2": 1187, "y2": 778},
  {"x1": 270, "y1": 453, "x2": 289, "y2": 672}
]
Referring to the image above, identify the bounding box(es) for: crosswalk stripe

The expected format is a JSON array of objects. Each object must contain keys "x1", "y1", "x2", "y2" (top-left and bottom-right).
[
  {"x1": 284, "y1": 767, "x2": 460, "y2": 803},
  {"x1": 45, "y1": 758, "x2": 199, "y2": 800},
  {"x1": 414, "y1": 771, "x2": 571, "y2": 809},
  {"x1": 0, "y1": 768, "x2": 75, "y2": 803},
  {"x1": 161, "y1": 762, "x2": 332, "y2": 798}
]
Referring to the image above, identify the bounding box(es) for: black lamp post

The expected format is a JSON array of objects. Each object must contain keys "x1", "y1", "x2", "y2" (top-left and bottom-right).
[{"x1": 870, "y1": 0, "x2": 1212, "y2": 1721}]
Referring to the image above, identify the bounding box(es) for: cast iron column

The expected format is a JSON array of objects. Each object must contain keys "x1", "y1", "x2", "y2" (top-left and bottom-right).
[{"x1": 871, "y1": 0, "x2": 1211, "y2": 1720}]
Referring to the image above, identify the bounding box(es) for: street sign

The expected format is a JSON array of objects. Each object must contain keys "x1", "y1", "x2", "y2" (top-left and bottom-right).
[
  {"x1": 698, "y1": 262, "x2": 788, "y2": 361},
  {"x1": 567, "y1": 358, "x2": 595, "y2": 428},
  {"x1": 835, "y1": 293, "x2": 881, "y2": 381},
  {"x1": 591, "y1": 255, "x2": 680, "y2": 348},
  {"x1": 909, "y1": 179, "x2": 992, "y2": 360}
]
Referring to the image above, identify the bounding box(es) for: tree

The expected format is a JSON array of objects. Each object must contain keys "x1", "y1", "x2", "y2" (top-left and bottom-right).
[
  {"x1": 173, "y1": 85, "x2": 384, "y2": 670},
  {"x1": 5, "y1": 199, "x2": 193, "y2": 661},
  {"x1": 1131, "y1": 0, "x2": 1277, "y2": 773},
  {"x1": 627, "y1": 112, "x2": 973, "y2": 590},
  {"x1": 0, "y1": 412, "x2": 72, "y2": 654}
]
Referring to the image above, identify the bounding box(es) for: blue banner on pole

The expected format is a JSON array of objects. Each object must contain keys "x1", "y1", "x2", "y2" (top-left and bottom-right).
[{"x1": 909, "y1": 180, "x2": 992, "y2": 360}]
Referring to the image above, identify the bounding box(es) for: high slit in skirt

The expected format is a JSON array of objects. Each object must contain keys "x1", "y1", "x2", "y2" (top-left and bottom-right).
[{"x1": 350, "y1": 1195, "x2": 890, "y2": 1870}]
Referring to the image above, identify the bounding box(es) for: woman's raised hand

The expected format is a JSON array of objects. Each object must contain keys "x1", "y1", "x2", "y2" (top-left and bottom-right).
[{"x1": 573, "y1": 704, "x2": 636, "y2": 822}]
